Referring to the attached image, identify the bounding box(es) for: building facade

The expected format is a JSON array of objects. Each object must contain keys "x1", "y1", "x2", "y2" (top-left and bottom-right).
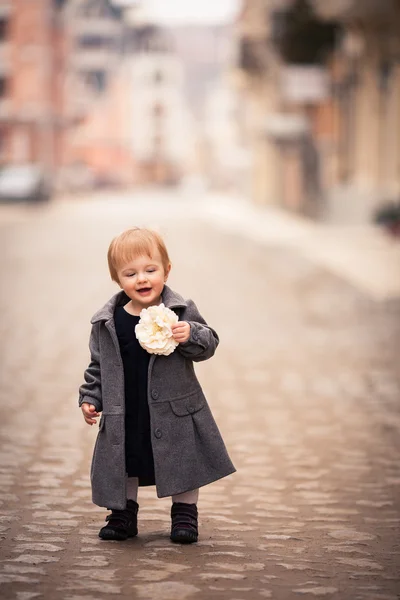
[
  {"x1": 310, "y1": 0, "x2": 400, "y2": 222},
  {"x1": 0, "y1": 0, "x2": 134, "y2": 191},
  {"x1": 127, "y1": 27, "x2": 192, "y2": 184},
  {"x1": 60, "y1": 0, "x2": 129, "y2": 189},
  {"x1": 0, "y1": 0, "x2": 67, "y2": 175},
  {"x1": 234, "y1": 0, "x2": 400, "y2": 223}
]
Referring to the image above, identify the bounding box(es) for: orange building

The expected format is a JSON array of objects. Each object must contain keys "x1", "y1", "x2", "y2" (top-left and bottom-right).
[
  {"x1": 68, "y1": 63, "x2": 137, "y2": 187},
  {"x1": 59, "y1": 0, "x2": 139, "y2": 189},
  {"x1": 0, "y1": 0, "x2": 68, "y2": 174}
]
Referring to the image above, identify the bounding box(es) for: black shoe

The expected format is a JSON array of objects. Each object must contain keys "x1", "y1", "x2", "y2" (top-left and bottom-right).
[
  {"x1": 170, "y1": 502, "x2": 198, "y2": 544},
  {"x1": 99, "y1": 499, "x2": 139, "y2": 541}
]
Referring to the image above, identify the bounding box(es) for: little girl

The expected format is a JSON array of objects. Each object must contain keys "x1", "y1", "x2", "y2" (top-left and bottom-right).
[{"x1": 79, "y1": 227, "x2": 235, "y2": 543}]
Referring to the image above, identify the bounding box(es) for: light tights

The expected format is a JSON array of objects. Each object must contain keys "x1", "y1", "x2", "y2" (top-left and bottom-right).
[
  {"x1": 126, "y1": 477, "x2": 139, "y2": 502},
  {"x1": 126, "y1": 477, "x2": 198, "y2": 505},
  {"x1": 172, "y1": 488, "x2": 199, "y2": 504}
]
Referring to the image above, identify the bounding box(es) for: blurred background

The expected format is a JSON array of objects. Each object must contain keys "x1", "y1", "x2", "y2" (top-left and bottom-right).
[
  {"x1": 0, "y1": 3, "x2": 400, "y2": 596},
  {"x1": 0, "y1": 0, "x2": 400, "y2": 230}
]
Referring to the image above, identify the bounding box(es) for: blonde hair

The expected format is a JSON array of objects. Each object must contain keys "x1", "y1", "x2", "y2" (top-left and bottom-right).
[{"x1": 107, "y1": 227, "x2": 171, "y2": 283}]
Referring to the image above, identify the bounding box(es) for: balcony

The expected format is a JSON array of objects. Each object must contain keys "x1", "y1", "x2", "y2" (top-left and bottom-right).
[
  {"x1": 72, "y1": 48, "x2": 119, "y2": 70},
  {"x1": 309, "y1": 0, "x2": 398, "y2": 22},
  {"x1": 73, "y1": 18, "x2": 121, "y2": 37}
]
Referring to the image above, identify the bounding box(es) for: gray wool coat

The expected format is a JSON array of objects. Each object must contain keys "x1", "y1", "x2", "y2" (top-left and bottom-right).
[{"x1": 79, "y1": 285, "x2": 236, "y2": 509}]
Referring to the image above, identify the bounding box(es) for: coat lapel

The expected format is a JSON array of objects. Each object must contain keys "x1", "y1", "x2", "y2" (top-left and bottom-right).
[{"x1": 161, "y1": 285, "x2": 188, "y2": 310}]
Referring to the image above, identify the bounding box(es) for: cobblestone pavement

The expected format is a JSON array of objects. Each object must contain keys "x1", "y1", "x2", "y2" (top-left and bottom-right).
[{"x1": 0, "y1": 192, "x2": 400, "y2": 600}]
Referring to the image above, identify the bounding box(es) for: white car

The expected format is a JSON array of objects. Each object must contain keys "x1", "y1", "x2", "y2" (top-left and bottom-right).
[{"x1": 0, "y1": 164, "x2": 51, "y2": 203}]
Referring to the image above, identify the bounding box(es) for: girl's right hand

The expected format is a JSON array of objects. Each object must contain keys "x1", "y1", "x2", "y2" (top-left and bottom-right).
[{"x1": 81, "y1": 403, "x2": 100, "y2": 426}]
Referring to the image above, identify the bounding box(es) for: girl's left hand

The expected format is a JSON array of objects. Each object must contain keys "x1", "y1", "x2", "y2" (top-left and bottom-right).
[{"x1": 171, "y1": 321, "x2": 190, "y2": 344}]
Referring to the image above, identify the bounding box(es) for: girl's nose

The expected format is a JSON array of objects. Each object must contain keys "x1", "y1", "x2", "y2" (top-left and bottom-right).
[{"x1": 137, "y1": 272, "x2": 148, "y2": 283}]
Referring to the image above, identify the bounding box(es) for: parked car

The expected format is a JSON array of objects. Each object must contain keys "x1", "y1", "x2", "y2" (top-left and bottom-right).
[
  {"x1": 373, "y1": 201, "x2": 400, "y2": 238},
  {"x1": 0, "y1": 164, "x2": 51, "y2": 203}
]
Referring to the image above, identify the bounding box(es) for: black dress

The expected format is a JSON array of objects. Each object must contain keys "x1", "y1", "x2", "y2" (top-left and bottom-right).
[{"x1": 114, "y1": 305, "x2": 156, "y2": 486}]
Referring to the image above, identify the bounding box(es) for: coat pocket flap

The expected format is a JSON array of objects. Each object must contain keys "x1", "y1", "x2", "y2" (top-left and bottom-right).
[{"x1": 169, "y1": 395, "x2": 205, "y2": 416}]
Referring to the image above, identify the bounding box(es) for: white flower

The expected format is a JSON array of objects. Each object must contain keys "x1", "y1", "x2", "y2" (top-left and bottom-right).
[{"x1": 135, "y1": 303, "x2": 179, "y2": 356}]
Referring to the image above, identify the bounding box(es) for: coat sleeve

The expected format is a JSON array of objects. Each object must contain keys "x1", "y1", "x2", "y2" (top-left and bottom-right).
[
  {"x1": 176, "y1": 299, "x2": 219, "y2": 362},
  {"x1": 78, "y1": 323, "x2": 103, "y2": 412}
]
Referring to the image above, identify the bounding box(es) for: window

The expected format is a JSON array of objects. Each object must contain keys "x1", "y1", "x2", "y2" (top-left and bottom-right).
[
  {"x1": 79, "y1": 0, "x2": 112, "y2": 18},
  {"x1": 79, "y1": 35, "x2": 113, "y2": 49},
  {"x1": 83, "y1": 70, "x2": 106, "y2": 92},
  {"x1": 0, "y1": 18, "x2": 8, "y2": 41},
  {"x1": 0, "y1": 78, "x2": 7, "y2": 98}
]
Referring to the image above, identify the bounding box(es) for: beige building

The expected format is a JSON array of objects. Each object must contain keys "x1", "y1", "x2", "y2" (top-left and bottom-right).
[
  {"x1": 232, "y1": 0, "x2": 282, "y2": 209},
  {"x1": 233, "y1": 0, "x2": 336, "y2": 216},
  {"x1": 234, "y1": 0, "x2": 400, "y2": 223},
  {"x1": 310, "y1": 0, "x2": 400, "y2": 222},
  {"x1": 203, "y1": 79, "x2": 251, "y2": 194},
  {"x1": 126, "y1": 27, "x2": 194, "y2": 185}
]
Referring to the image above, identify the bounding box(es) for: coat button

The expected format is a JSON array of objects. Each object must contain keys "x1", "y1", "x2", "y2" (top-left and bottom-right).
[
  {"x1": 192, "y1": 331, "x2": 198, "y2": 341},
  {"x1": 188, "y1": 404, "x2": 195, "y2": 413},
  {"x1": 154, "y1": 428, "x2": 162, "y2": 439},
  {"x1": 151, "y1": 389, "x2": 159, "y2": 399}
]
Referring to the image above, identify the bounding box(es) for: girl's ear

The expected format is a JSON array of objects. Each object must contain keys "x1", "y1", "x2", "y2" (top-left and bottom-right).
[{"x1": 164, "y1": 263, "x2": 171, "y2": 281}]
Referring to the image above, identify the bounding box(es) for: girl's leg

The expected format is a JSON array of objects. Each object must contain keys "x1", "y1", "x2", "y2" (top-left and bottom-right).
[
  {"x1": 127, "y1": 477, "x2": 139, "y2": 501},
  {"x1": 172, "y1": 488, "x2": 199, "y2": 505}
]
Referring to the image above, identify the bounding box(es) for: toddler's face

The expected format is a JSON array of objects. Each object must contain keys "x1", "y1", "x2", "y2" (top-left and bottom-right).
[{"x1": 117, "y1": 248, "x2": 170, "y2": 312}]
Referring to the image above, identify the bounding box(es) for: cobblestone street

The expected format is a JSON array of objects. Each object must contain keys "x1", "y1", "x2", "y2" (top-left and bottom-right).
[{"x1": 0, "y1": 191, "x2": 400, "y2": 600}]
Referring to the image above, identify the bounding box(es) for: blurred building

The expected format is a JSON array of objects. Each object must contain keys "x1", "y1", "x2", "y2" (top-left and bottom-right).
[
  {"x1": 124, "y1": 23, "x2": 194, "y2": 185},
  {"x1": 0, "y1": 0, "x2": 67, "y2": 176},
  {"x1": 60, "y1": 0, "x2": 129, "y2": 189},
  {"x1": 203, "y1": 79, "x2": 251, "y2": 194},
  {"x1": 63, "y1": 0, "x2": 123, "y2": 117},
  {"x1": 167, "y1": 23, "x2": 248, "y2": 192},
  {"x1": 63, "y1": 0, "x2": 199, "y2": 188},
  {"x1": 310, "y1": 0, "x2": 400, "y2": 222},
  {"x1": 233, "y1": 0, "x2": 337, "y2": 217},
  {"x1": 63, "y1": 59, "x2": 137, "y2": 189},
  {"x1": 234, "y1": 0, "x2": 400, "y2": 223},
  {"x1": 0, "y1": 0, "x2": 133, "y2": 191},
  {"x1": 169, "y1": 25, "x2": 235, "y2": 120}
]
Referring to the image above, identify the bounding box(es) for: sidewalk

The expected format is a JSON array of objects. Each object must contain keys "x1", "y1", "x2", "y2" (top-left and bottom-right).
[{"x1": 201, "y1": 193, "x2": 400, "y2": 302}]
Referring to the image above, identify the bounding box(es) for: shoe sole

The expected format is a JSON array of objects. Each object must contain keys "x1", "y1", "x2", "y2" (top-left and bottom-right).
[
  {"x1": 99, "y1": 530, "x2": 138, "y2": 541},
  {"x1": 170, "y1": 529, "x2": 198, "y2": 544}
]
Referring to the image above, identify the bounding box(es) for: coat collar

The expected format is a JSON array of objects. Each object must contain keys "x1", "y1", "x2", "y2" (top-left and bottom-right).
[{"x1": 90, "y1": 284, "x2": 188, "y2": 324}]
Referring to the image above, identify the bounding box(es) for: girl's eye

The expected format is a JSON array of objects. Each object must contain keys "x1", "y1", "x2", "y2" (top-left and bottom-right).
[{"x1": 147, "y1": 269, "x2": 155, "y2": 273}]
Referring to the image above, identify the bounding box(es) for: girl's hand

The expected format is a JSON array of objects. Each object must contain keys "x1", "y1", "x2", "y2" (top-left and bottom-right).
[
  {"x1": 81, "y1": 403, "x2": 100, "y2": 426},
  {"x1": 171, "y1": 321, "x2": 190, "y2": 344}
]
